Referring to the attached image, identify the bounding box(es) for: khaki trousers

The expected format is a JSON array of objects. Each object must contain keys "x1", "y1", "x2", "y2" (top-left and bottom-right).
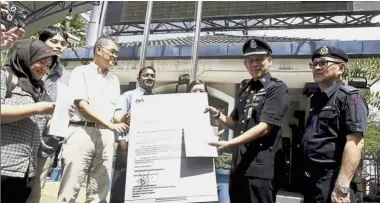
[
  {"x1": 26, "y1": 153, "x2": 55, "y2": 203},
  {"x1": 57, "y1": 125, "x2": 114, "y2": 203}
]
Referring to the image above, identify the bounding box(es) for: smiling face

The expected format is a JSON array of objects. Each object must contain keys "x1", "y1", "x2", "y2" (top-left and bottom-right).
[
  {"x1": 44, "y1": 34, "x2": 68, "y2": 57},
  {"x1": 138, "y1": 68, "x2": 156, "y2": 91},
  {"x1": 95, "y1": 41, "x2": 119, "y2": 68},
  {"x1": 310, "y1": 56, "x2": 346, "y2": 84},
  {"x1": 30, "y1": 56, "x2": 53, "y2": 80},
  {"x1": 244, "y1": 55, "x2": 272, "y2": 80}
]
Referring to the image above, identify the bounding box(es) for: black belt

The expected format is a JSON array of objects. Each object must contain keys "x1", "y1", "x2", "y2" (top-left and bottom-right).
[{"x1": 69, "y1": 121, "x2": 98, "y2": 127}]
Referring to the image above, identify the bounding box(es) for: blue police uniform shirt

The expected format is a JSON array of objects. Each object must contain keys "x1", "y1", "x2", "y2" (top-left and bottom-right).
[
  {"x1": 302, "y1": 82, "x2": 368, "y2": 165},
  {"x1": 229, "y1": 73, "x2": 288, "y2": 179},
  {"x1": 115, "y1": 86, "x2": 148, "y2": 142}
]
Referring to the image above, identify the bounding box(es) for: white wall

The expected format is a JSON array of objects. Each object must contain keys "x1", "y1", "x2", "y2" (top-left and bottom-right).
[{"x1": 64, "y1": 58, "x2": 316, "y2": 88}]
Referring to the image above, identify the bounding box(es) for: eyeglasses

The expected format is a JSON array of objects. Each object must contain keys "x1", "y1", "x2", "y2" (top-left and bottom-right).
[
  {"x1": 309, "y1": 60, "x2": 344, "y2": 70},
  {"x1": 101, "y1": 47, "x2": 119, "y2": 56}
]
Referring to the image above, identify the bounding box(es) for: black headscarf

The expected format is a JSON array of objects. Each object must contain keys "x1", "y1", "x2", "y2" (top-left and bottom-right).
[{"x1": 4, "y1": 39, "x2": 58, "y2": 102}]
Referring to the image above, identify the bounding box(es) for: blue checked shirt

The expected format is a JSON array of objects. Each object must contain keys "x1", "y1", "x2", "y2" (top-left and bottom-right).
[{"x1": 1, "y1": 69, "x2": 50, "y2": 178}]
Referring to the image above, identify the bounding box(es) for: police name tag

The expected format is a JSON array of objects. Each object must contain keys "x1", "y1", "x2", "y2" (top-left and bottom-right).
[{"x1": 247, "y1": 107, "x2": 253, "y2": 119}]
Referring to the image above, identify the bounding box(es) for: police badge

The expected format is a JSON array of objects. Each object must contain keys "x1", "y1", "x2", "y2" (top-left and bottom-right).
[
  {"x1": 319, "y1": 46, "x2": 329, "y2": 55},
  {"x1": 250, "y1": 40, "x2": 257, "y2": 49}
]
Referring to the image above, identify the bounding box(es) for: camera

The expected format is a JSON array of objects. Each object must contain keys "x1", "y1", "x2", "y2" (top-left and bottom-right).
[{"x1": 1, "y1": 3, "x2": 27, "y2": 28}]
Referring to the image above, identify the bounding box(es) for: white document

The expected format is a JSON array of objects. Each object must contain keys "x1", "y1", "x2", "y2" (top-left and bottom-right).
[
  {"x1": 48, "y1": 83, "x2": 73, "y2": 138},
  {"x1": 184, "y1": 126, "x2": 219, "y2": 158},
  {"x1": 125, "y1": 93, "x2": 218, "y2": 203}
]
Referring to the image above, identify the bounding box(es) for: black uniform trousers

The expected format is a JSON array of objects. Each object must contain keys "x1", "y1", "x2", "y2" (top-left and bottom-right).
[
  {"x1": 1, "y1": 175, "x2": 32, "y2": 203},
  {"x1": 229, "y1": 172, "x2": 274, "y2": 203},
  {"x1": 303, "y1": 168, "x2": 361, "y2": 203},
  {"x1": 110, "y1": 143, "x2": 128, "y2": 203}
]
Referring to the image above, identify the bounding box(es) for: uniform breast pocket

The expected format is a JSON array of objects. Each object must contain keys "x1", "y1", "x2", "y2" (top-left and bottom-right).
[
  {"x1": 317, "y1": 106, "x2": 339, "y2": 134},
  {"x1": 251, "y1": 95, "x2": 264, "y2": 113}
]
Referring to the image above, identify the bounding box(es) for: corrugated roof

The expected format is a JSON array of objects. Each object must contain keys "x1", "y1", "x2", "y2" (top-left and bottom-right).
[{"x1": 118, "y1": 34, "x2": 325, "y2": 47}]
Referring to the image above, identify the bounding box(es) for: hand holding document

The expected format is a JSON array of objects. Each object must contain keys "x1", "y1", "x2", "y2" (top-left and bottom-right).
[
  {"x1": 48, "y1": 83, "x2": 73, "y2": 138},
  {"x1": 125, "y1": 93, "x2": 219, "y2": 203}
]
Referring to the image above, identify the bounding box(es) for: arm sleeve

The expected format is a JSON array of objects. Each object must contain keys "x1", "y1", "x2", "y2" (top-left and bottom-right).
[
  {"x1": 112, "y1": 77, "x2": 121, "y2": 109},
  {"x1": 69, "y1": 68, "x2": 89, "y2": 102},
  {"x1": 229, "y1": 107, "x2": 239, "y2": 122},
  {"x1": 342, "y1": 92, "x2": 368, "y2": 136},
  {"x1": 116, "y1": 91, "x2": 132, "y2": 115},
  {"x1": 259, "y1": 82, "x2": 289, "y2": 127}
]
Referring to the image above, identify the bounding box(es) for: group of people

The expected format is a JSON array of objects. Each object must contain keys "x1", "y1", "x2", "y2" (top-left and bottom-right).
[{"x1": 0, "y1": 5, "x2": 369, "y2": 203}]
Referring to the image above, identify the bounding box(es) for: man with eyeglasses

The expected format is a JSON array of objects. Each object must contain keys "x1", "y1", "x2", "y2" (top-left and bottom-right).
[
  {"x1": 301, "y1": 46, "x2": 368, "y2": 203},
  {"x1": 57, "y1": 36, "x2": 128, "y2": 203},
  {"x1": 206, "y1": 38, "x2": 289, "y2": 203}
]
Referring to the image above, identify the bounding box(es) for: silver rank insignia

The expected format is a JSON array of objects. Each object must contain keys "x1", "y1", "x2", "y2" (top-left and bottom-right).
[
  {"x1": 319, "y1": 46, "x2": 329, "y2": 55},
  {"x1": 250, "y1": 40, "x2": 257, "y2": 49}
]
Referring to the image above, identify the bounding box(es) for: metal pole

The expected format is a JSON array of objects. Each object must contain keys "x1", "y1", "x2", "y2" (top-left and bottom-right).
[
  {"x1": 85, "y1": 4, "x2": 102, "y2": 46},
  {"x1": 190, "y1": 1, "x2": 203, "y2": 81},
  {"x1": 138, "y1": 1, "x2": 153, "y2": 69},
  {"x1": 97, "y1": 1, "x2": 109, "y2": 38}
]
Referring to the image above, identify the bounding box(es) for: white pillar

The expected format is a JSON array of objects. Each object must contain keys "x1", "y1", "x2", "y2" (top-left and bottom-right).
[
  {"x1": 97, "y1": 1, "x2": 109, "y2": 38},
  {"x1": 138, "y1": 1, "x2": 154, "y2": 69},
  {"x1": 85, "y1": 4, "x2": 102, "y2": 46},
  {"x1": 190, "y1": 1, "x2": 203, "y2": 81}
]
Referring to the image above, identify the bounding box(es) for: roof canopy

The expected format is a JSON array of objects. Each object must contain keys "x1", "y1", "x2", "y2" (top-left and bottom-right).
[
  {"x1": 13, "y1": 1, "x2": 98, "y2": 37},
  {"x1": 119, "y1": 35, "x2": 324, "y2": 48}
]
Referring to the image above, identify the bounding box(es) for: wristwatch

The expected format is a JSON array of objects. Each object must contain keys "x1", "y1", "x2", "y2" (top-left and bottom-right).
[{"x1": 336, "y1": 185, "x2": 350, "y2": 194}]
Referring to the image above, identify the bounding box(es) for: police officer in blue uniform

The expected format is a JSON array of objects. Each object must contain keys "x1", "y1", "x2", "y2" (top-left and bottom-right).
[
  {"x1": 207, "y1": 38, "x2": 289, "y2": 203},
  {"x1": 301, "y1": 46, "x2": 368, "y2": 203}
]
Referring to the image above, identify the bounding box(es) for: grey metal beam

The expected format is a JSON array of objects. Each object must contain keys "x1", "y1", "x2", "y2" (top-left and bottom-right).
[
  {"x1": 14, "y1": 1, "x2": 99, "y2": 25},
  {"x1": 107, "y1": 11, "x2": 380, "y2": 36}
]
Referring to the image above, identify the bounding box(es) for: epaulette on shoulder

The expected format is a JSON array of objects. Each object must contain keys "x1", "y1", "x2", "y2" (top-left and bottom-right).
[
  {"x1": 270, "y1": 77, "x2": 282, "y2": 83},
  {"x1": 239, "y1": 79, "x2": 251, "y2": 88},
  {"x1": 339, "y1": 85, "x2": 359, "y2": 94}
]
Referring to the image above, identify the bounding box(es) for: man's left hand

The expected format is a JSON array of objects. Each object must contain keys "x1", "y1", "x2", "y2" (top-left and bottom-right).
[
  {"x1": 208, "y1": 140, "x2": 232, "y2": 151},
  {"x1": 331, "y1": 187, "x2": 350, "y2": 203}
]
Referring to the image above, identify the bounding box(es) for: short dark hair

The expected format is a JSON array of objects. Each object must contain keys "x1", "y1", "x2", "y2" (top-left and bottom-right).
[
  {"x1": 187, "y1": 79, "x2": 208, "y2": 93},
  {"x1": 93, "y1": 36, "x2": 117, "y2": 55},
  {"x1": 138, "y1": 66, "x2": 156, "y2": 78},
  {"x1": 39, "y1": 26, "x2": 69, "y2": 42}
]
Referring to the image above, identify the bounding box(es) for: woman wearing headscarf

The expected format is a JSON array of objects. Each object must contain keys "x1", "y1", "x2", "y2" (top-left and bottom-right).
[
  {"x1": 187, "y1": 79, "x2": 220, "y2": 137},
  {"x1": 1, "y1": 39, "x2": 57, "y2": 203}
]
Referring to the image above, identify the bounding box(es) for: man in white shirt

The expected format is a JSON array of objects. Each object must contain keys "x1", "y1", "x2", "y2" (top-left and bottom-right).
[
  {"x1": 57, "y1": 36, "x2": 128, "y2": 203},
  {"x1": 110, "y1": 66, "x2": 156, "y2": 203}
]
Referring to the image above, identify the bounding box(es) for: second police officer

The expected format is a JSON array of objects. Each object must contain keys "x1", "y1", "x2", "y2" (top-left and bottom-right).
[
  {"x1": 301, "y1": 46, "x2": 368, "y2": 203},
  {"x1": 207, "y1": 38, "x2": 289, "y2": 203}
]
